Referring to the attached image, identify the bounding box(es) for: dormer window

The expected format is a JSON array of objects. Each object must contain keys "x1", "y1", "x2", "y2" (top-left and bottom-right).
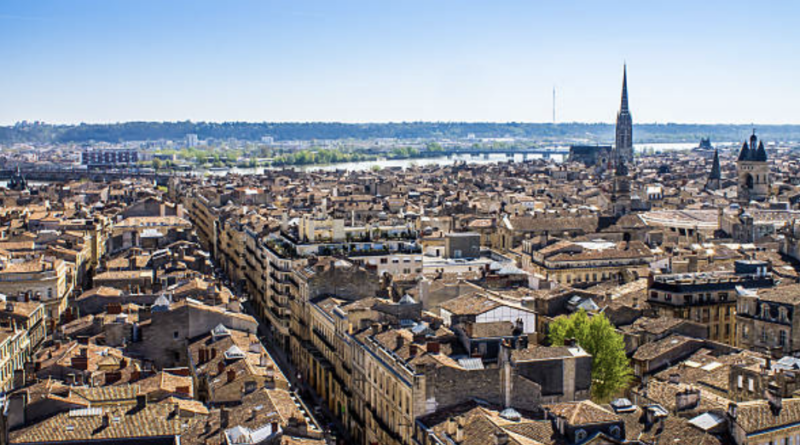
[
  {"x1": 211, "y1": 324, "x2": 232, "y2": 341},
  {"x1": 575, "y1": 429, "x2": 588, "y2": 442},
  {"x1": 223, "y1": 345, "x2": 246, "y2": 361}
]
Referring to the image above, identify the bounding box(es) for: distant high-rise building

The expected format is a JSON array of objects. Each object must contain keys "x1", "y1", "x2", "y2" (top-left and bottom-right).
[
  {"x1": 614, "y1": 65, "x2": 634, "y2": 165},
  {"x1": 81, "y1": 148, "x2": 139, "y2": 169},
  {"x1": 737, "y1": 131, "x2": 770, "y2": 203},
  {"x1": 185, "y1": 134, "x2": 199, "y2": 147}
]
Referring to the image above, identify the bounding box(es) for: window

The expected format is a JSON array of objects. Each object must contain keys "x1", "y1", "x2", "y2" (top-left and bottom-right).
[
  {"x1": 609, "y1": 425, "x2": 621, "y2": 438},
  {"x1": 781, "y1": 331, "x2": 788, "y2": 347},
  {"x1": 748, "y1": 377, "x2": 754, "y2": 392},
  {"x1": 737, "y1": 375, "x2": 743, "y2": 389},
  {"x1": 575, "y1": 429, "x2": 587, "y2": 442},
  {"x1": 173, "y1": 331, "x2": 179, "y2": 339}
]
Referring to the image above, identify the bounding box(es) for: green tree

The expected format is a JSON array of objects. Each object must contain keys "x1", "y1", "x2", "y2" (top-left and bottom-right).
[
  {"x1": 548, "y1": 310, "x2": 632, "y2": 402},
  {"x1": 152, "y1": 158, "x2": 162, "y2": 170}
]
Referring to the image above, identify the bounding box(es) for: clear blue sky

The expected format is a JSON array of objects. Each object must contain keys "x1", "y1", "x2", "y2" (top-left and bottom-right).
[{"x1": 1, "y1": 1, "x2": 798, "y2": 125}]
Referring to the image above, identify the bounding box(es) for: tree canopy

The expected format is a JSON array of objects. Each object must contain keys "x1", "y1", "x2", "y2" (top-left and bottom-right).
[{"x1": 548, "y1": 310, "x2": 632, "y2": 402}]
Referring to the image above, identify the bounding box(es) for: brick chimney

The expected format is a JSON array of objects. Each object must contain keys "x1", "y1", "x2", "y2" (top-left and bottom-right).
[{"x1": 226, "y1": 368, "x2": 236, "y2": 383}]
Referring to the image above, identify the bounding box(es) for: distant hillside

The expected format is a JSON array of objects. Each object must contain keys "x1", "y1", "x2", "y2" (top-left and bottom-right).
[{"x1": 2, "y1": 122, "x2": 800, "y2": 145}]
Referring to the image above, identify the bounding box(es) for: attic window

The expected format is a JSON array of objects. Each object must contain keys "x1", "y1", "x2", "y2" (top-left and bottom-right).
[
  {"x1": 211, "y1": 324, "x2": 232, "y2": 341},
  {"x1": 575, "y1": 429, "x2": 587, "y2": 442},
  {"x1": 224, "y1": 345, "x2": 246, "y2": 361}
]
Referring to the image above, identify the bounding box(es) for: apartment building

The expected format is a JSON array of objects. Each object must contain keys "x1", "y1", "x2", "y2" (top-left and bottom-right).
[
  {"x1": 649, "y1": 261, "x2": 774, "y2": 345},
  {"x1": 0, "y1": 257, "x2": 71, "y2": 327},
  {"x1": 737, "y1": 283, "x2": 800, "y2": 356},
  {"x1": 524, "y1": 239, "x2": 655, "y2": 285}
]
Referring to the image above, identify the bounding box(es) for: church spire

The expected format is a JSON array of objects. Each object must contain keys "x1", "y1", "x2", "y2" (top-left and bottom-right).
[
  {"x1": 614, "y1": 64, "x2": 634, "y2": 165},
  {"x1": 620, "y1": 64, "x2": 629, "y2": 113},
  {"x1": 709, "y1": 149, "x2": 721, "y2": 180}
]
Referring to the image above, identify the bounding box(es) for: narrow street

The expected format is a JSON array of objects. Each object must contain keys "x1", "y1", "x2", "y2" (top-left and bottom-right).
[{"x1": 221, "y1": 269, "x2": 349, "y2": 445}]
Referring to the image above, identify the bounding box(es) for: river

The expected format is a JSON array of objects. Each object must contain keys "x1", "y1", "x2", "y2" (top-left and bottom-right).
[
  {"x1": 0, "y1": 142, "x2": 723, "y2": 187},
  {"x1": 207, "y1": 142, "x2": 718, "y2": 175}
]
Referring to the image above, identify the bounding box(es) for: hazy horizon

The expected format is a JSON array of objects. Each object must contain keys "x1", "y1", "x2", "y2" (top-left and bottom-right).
[
  {"x1": 8, "y1": 120, "x2": 800, "y2": 127},
  {"x1": 2, "y1": 1, "x2": 799, "y2": 125}
]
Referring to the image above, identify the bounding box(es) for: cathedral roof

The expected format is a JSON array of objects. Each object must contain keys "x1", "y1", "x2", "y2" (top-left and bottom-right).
[
  {"x1": 737, "y1": 141, "x2": 750, "y2": 161},
  {"x1": 755, "y1": 141, "x2": 768, "y2": 162},
  {"x1": 738, "y1": 134, "x2": 768, "y2": 163}
]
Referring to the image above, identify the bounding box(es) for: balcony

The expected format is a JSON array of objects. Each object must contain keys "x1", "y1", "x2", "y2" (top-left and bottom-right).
[
  {"x1": 313, "y1": 327, "x2": 337, "y2": 353},
  {"x1": 366, "y1": 404, "x2": 404, "y2": 444}
]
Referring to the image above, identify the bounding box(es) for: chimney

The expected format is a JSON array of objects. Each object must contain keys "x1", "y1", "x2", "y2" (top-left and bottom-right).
[
  {"x1": 728, "y1": 402, "x2": 738, "y2": 420},
  {"x1": 668, "y1": 373, "x2": 680, "y2": 385},
  {"x1": 211, "y1": 348, "x2": 217, "y2": 359},
  {"x1": 119, "y1": 358, "x2": 127, "y2": 369},
  {"x1": 199, "y1": 348, "x2": 207, "y2": 363},
  {"x1": 455, "y1": 423, "x2": 464, "y2": 442},
  {"x1": 409, "y1": 344, "x2": 418, "y2": 358},
  {"x1": 395, "y1": 334, "x2": 405, "y2": 350},
  {"x1": 426, "y1": 341, "x2": 440, "y2": 354},
  {"x1": 227, "y1": 368, "x2": 236, "y2": 383},
  {"x1": 371, "y1": 323, "x2": 380, "y2": 336},
  {"x1": 675, "y1": 388, "x2": 701, "y2": 412},
  {"x1": 220, "y1": 407, "x2": 230, "y2": 429},
  {"x1": 136, "y1": 394, "x2": 147, "y2": 410},
  {"x1": 494, "y1": 431, "x2": 509, "y2": 445},
  {"x1": 271, "y1": 421, "x2": 279, "y2": 433},
  {"x1": 766, "y1": 388, "x2": 783, "y2": 415},
  {"x1": 217, "y1": 362, "x2": 225, "y2": 375},
  {"x1": 446, "y1": 417, "x2": 457, "y2": 436},
  {"x1": 101, "y1": 413, "x2": 110, "y2": 429}
]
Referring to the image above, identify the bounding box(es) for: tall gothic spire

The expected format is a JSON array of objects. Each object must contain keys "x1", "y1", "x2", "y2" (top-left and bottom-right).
[
  {"x1": 620, "y1": 64, "x2": 629, "y2": 113},
  {"x1": 614, "y1": 64, "x2": 634, "y2": 165},
  {"x1": 709, "y1": 149, "x2": 721, "y2": 180}
]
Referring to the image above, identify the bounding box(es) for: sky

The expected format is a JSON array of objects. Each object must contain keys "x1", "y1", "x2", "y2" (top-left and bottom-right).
[{"x1": 1, "y1": 1, "x2": 799, "y2": 125}]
